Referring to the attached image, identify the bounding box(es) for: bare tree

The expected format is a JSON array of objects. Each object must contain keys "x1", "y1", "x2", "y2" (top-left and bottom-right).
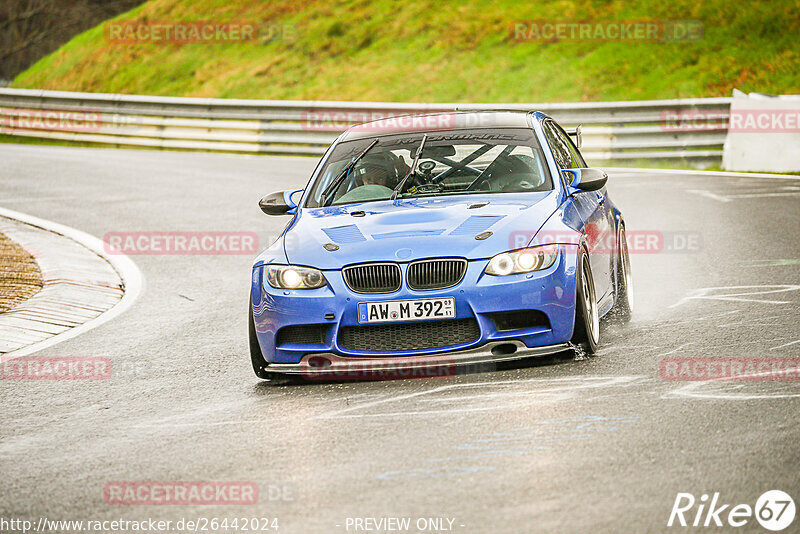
[{"x1": 0, "y1": 0, "x2": 144, "y2": 81}]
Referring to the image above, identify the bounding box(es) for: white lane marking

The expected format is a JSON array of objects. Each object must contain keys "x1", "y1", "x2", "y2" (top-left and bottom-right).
[
  {"x1": 718, "y1": 322, "x2": 783, "y2": 328},
  {"x1": 686, "y1": 189, "x2": 732, "y2": 202},
  {"x1": 725, "y1": 185, "x2": 800, "y2": 193},
  {"x1": 656, "y1": 343, "x2": 695, "y2": 357},
  {"x1": 128, "y1": 397, "x2": 266, "y2": 429},
  {"x1": 667, "y1": 370, "x2": 800, "y2": 400},
  {"x1": 669, "y1": 285, "x2": 800, "y2": 308},
  {"x1": 770, "y1": 339, "x2": 800, "y2": 351},
  {"x1": 675, "y1": 339, "x2": 770, "y2": 350},
  {"x1": 0, "y1": 196, "x2": 78, "y2": 203},
  {"x1": 605, "y1": 167, "x2": 800, "y2": 181},
  {"x1": 134, "y1": 420, "x2": 265, "y2": 428},
  {"x1": 0, "y1": 206, "x2": 144, "y2": 357},
  {"x1": 744, "y1": 259, "x2": 800, "y2": 267},
  {"x1": 722, "y1": 185, "x2": 800, "y2": 192},
  {"x1": 639, "y1": 310, "x2": 742, "y2": 328},
  {"x1": 315, "y1": 376, "x2": 647, "y2": 419},
  {"x1": 683, "y1": 185, "x2": 800, "y2": 202},
  {"x1": 315, "y1": 385, "x2": 458, "y2": 418},
  {"x1": 716, "y1": 314, "x2": 787, "y2": 328},
  {"x1": 727, "y1": 191, "x2": 800, "y2": 199}
]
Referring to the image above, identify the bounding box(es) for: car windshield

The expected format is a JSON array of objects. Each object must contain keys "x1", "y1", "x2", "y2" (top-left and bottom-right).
[{"x1": 304, "y1": 128, "x2": 552, "y2": 208}]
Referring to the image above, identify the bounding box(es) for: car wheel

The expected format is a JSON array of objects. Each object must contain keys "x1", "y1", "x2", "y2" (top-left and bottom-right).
[
  {"x1": 613, "y1": 224, "x2": 634, "y2": 321},
  {"x1": 571, "y1": 250, "x2": 600, "y2": 354},
  {"x1": 249, "y1": 295, "x2": 271, "y2": 379}
]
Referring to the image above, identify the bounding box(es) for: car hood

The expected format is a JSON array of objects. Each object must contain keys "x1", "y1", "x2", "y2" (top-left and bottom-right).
[{"x1": 282, "y1": 193, "x2": 560, "y2": 269}]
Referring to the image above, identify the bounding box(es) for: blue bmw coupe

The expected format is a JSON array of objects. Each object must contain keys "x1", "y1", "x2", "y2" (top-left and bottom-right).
[{"x1": 249, "y1": 111, "x2": 633, "y2": 380}]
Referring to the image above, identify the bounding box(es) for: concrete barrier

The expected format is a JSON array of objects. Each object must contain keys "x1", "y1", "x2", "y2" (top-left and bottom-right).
[{"x1": 723, "y1": 90, "x2": 800, "y2": 172}]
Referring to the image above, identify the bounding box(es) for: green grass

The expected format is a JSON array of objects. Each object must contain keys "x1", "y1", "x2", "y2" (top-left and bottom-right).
[
  {"x1": 0, "y1": 134, "x2": 104, "y2": 148},
  {"x1": 10, "y1": 0, "x2": 800, "y2": 102}
]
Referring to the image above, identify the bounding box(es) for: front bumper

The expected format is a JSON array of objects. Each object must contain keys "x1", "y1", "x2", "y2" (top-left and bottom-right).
[
  {"x1": 266, "y1": 340, "x2": 570, "y2": 378},
  {"x1": 252, "y1": 246, "x2": 579, "y2": 365}
]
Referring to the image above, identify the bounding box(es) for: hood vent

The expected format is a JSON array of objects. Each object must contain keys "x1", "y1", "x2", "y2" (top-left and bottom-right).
[
  {"x1": 322, "y1": 224, "x2": 367, "y2": 244},
  {"x1": 449, "y1": 215, "x2": 504, "y2": 236},
  {"x1": 372, "y1": 229, "x2": 445, "y2": 240}
]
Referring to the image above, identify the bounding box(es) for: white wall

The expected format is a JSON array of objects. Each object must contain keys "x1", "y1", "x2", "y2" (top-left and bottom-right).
[{"x1": 723, "y1": 89, "x2": 800, "y2": 172}]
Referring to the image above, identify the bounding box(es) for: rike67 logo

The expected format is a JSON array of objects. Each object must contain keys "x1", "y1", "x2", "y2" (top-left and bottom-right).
[{"x1": 668, "y1": 490, "x2": 795, "y2": 531}]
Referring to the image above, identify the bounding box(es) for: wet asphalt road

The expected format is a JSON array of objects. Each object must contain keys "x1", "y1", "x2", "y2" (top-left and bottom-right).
[{"x1": 0, "y1": 144, "x2": 799, "y2": 533}]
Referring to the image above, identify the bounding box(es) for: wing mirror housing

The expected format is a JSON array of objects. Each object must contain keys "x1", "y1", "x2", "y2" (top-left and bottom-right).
[
  {"x1": 562, "y1": 168, "x2": 608, "y2": 194},
  {"x1": 259, "y1": 189, "x2": 303, "y2": 216}
]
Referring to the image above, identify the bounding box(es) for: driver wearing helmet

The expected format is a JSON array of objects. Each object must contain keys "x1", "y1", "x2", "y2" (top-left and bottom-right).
[{"x1": 353, "y1": 152, "x2": 409, "y2": 189}]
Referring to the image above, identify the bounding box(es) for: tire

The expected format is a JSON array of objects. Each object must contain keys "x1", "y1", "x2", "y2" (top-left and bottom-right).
[
  {"x1": 249, "y1": 295, "x2": 272, "y2": 379},
  {"x1": 571, "y1": 250, "x2": 600, "y2": 354},
  {"x1": 613, "y1": 224, "x2": 634, "y2": 321}
]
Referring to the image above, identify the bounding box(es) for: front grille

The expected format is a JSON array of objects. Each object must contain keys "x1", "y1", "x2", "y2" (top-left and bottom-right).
[
  {"x1": 343, "y1": 263, "x2": 401, "y2": 294},
  {"x1": 276, "y1": 324, "x2": 328, "y2": 346},
  {"x1": 407, "y1": 258, "x2": 467, "y2": 290},
  {"x1": 338, "y1": 318, "x2": 480, "y2": 352}
]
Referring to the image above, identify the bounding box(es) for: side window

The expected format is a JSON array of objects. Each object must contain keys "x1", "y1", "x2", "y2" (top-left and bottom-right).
[{"x1": 543, "y1": 121, "x2": 572, "y2": 170}]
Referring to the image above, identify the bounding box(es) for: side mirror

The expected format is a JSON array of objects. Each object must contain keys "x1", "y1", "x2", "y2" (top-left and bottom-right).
[
  {"x1": 259, "y1": 189, "x2": 302, "y2": 216},
  {"x1": 562, "y1": 168, "x2": 608, "y2": 193}
]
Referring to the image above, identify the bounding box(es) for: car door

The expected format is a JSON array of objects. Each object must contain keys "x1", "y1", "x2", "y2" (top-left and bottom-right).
[{"x1": 543, "y1": 120, "x2": 613, "y2": 301}]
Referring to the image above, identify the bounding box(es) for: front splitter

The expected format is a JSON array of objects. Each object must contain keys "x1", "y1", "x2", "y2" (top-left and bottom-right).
[{"x1": 266, "y1": 341, "x2": 571, "y2": 378}]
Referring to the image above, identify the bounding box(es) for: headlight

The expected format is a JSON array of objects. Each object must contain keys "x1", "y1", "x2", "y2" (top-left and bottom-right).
[
  {"x1": 484, "y1": 245, "x2": 559, "y2": 276},
  {"x1": 267, "y1": 265, "x2": 327, "y2": 289}
]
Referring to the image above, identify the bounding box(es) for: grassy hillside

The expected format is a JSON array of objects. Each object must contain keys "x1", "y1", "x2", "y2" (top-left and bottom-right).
[{"x1": 11, "y1": 0, "x2": 800, "y2": 102}]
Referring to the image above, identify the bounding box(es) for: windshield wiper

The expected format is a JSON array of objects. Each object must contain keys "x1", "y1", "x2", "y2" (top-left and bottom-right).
[
  {"x1": 321, "y1": 139, "x2": 379, "y2": 206},
  {"x1": 391, "y1": 134, "x2": 428, "y2": 200}
]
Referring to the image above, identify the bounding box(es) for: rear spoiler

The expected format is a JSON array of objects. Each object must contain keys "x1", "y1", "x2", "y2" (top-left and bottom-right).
[{"x1": 566, "y1": 125, "x2": 582, "y2": 149}]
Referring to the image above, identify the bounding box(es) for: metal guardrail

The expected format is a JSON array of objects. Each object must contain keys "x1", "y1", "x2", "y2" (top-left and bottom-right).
[{"x1": 0, "y1": 88, "x2": 732, "y2": 165}]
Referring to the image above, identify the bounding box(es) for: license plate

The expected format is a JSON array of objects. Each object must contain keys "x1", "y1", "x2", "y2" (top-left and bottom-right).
[{"x1": 358, "y1": 297, "x2": 455, "y2": 324}]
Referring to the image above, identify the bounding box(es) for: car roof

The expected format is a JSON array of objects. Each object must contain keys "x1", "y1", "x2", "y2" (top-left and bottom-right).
[{"x1": 338, "y1": 110, "x2": 549, "y2": 142}]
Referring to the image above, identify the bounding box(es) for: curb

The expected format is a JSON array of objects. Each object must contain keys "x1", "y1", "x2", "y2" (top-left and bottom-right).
[{"x1": 0, "y1": 207, "x2": 143, "y2": 358}]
